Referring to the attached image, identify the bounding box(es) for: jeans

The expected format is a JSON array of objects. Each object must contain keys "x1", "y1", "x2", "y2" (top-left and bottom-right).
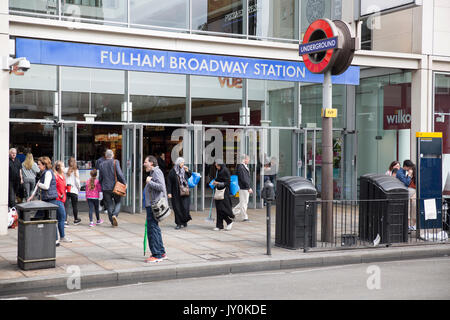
[
  {"x1": 34, "y1": 199, "x2": 66, "y2": 240},
  {"x1": 87, "y1": 198, "x2": 100, "y2": 222},
  {"x1": 51, "y1": 200, "x2": 66, "y2": 240},
  {"x1": 103, "y1": 191, "x2": 121, "y2": 224},
  {"x1": 146, "y1": 206, "x2": 166, "y2": 259}
]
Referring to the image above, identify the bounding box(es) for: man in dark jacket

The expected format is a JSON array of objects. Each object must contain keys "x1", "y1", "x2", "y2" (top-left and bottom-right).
[
  {"x1": 9, "y1": 148, "x2": 23, "y2": 208},
  {"x1": 232, "y1": 154, "x2": 253, "y2": 221},
  {"x1": 99, "y1": 149, "x2": 126, "y2": 227}
]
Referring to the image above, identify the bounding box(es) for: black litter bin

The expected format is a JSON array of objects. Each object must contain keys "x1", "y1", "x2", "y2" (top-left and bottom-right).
[
  {"x1": 359, "y1": 175, "x2": 408, "y2": 244},
  {"x1": 275, "y1": 176, "x2": 317, "y2": 249},
  {"x1": 17, "y1": 201, "x2": 59, "y2": 270}
]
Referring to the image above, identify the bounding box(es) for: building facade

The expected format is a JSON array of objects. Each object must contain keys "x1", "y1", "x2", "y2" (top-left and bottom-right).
[{"x1": 1, "y1": 0, "x2": 450, "y2": 234}]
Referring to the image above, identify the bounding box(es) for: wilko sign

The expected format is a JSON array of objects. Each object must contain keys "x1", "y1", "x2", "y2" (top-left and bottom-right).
[
  {"x1": 384, "y1": 109, "x2": 411, "y2": 129},
  {"x1": 383, "y1": 84, "x2": 411, "y2": 130}
]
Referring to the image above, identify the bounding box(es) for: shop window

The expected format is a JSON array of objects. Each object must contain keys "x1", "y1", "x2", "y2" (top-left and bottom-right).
[
  {"x1": 9, "y1": 64, "x2": 57, "y2": 120},
  {"x1": 62, "y1": 0, "x2": 128, "y2": 24},
  {"x1": 130, "y1": 0, "x2": 189, "y2": 30},
  {"x1": 249, "y1": 0, "x2": 298, "y2": 41},
  {"x1": 192, "y1": 0, "x2": 244, "y2": 35},
  {"x1": 9, "y1": 0, "x2": 58, "y2": 15},
  {"x1": 129, "y1": 72, "x2": 186, "y2": 123},
  {"x1": 191, "y1": 75, "x2": 242, "y2": 126},
  {"x1": 61, "y1": 67, "x2": 125, "y2": 122},
  {"x1": 434, "y1": 73, "x2": 450, "y2": 155}
]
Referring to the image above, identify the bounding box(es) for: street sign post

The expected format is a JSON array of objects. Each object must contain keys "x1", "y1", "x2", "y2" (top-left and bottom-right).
[{"x1": 300, "y1": 19, "x2": 356, "y2": 243}]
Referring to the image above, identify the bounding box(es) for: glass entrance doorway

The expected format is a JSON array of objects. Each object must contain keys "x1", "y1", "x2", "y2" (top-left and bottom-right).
[{"x1": 298, "y1": 128, "x2": 356, "y2": 199}]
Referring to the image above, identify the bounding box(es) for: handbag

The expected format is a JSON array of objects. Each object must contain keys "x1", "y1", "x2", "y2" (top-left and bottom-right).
[
  {"x1": 214, "y1": 187, "x2": 225, "y2": 200},
  {"x1": 151, "y1": 197, "x2": 172, "y2": 222},
  {"x1": 178, "y1": 176, "x2": 190, "y2": 197},
  {"x1": 112, "y1": 160, "x2": 127, "y2": 197}
]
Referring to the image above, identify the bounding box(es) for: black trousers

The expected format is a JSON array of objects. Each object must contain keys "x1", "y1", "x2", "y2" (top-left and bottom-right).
[
  {"x1": 8, "y1": 183, "x2": 17, "y2": 208},
  {"x1": 65, "y1": 192, "x2": 79, "y2": 220}
]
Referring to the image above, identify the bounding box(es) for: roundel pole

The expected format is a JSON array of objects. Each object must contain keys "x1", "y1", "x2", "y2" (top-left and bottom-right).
[{"x1": 299, "y1": 19, "x2": 355, "y2": 243}]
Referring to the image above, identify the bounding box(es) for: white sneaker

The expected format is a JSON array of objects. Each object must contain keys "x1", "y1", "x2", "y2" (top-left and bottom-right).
[
  {"x1": 225, "y1": 222, "x2": 233, "y2": 231},
  {"x1": 213, "y1": 227, "x2": 222, "y2": 231},
  {"x1": 60, "y1": 237, "x2": 72, "y2": 243}
]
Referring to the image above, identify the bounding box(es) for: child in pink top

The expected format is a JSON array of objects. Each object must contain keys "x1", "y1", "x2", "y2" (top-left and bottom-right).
[{"x1": 86, "y1": 169, "x2": 103, "y2": 227}]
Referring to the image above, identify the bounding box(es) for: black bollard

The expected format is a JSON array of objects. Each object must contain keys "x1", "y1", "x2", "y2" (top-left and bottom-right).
[{"x1": 262, "y1": 180, "x2": 275, "y2": 256}]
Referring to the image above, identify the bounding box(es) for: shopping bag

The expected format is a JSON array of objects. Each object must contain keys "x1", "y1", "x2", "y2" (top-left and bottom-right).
[
  {"x1": 230, "y1": 175, "x2": 240, "y2": 196},
  {"x1": 188, "y1": 172, "x2": 201, "y2": 188}
]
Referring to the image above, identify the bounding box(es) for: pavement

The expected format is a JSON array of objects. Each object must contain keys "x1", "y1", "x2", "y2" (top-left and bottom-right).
[{"x1": 0, "y1": 207, "x2": 449, "y2": 296}]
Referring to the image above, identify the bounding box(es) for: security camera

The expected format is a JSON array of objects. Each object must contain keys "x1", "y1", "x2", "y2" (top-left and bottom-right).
[{"x1": 1, "y1": 57, "x2": 31, "y2": 74}]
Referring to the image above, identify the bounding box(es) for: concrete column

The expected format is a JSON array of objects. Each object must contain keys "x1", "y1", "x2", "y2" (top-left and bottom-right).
[
  {"x1": 410, "y1": 1, "x2": 434, "y2": 164},
  {"x1": 0, "y1": 2, "x2": 9, "y2": 235}
]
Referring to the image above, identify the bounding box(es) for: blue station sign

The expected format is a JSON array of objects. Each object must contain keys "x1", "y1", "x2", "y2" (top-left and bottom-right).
[{"x1": 15, "y1": 38, "x2": 359, "y2": 85}]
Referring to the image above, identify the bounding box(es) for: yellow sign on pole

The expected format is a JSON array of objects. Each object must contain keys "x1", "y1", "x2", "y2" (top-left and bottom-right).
[{"x1": 321, "y1": 108, "x2": 337, "y2": 118}]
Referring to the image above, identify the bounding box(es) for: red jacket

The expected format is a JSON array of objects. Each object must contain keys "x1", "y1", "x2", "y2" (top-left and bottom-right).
[{"x1": 55, "y1": 172, "x2": 67, "y2": 203}]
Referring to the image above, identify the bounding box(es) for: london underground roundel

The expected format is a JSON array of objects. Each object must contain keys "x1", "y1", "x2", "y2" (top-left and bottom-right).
[
  {"x1": 301, "y1": 18, "x2": 339, "y2": 74},
  {"x1": 300, "y1": 18, "x2": 355, "y2": 75}
]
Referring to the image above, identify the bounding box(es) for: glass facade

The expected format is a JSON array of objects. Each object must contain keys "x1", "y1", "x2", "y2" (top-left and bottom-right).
[
  {"x1": 434, "y1": 73, "x2": 450, "y2": 189},
  {"x1": 356, "y1": 70, "x2": 411, "y2": 178},
  {"x1": 9, "y1": 0, "x2": 360, "y2": 43},
  {"x1": 61, "y1": 67, "x2": 125, "y2": 122}
]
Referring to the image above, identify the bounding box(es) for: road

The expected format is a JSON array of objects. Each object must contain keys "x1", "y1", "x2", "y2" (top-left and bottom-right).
[{"x1": 3, "y1": 257, "x2": 448, "y2": 301}]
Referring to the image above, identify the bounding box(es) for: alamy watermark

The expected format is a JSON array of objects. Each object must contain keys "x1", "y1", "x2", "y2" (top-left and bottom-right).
[
  {"x1": 169, "y1": 124, "x2": 280, "y2": 175},
  {"x1": 366, "y1": 265, "x2": 381, "y2": 290},
  {"x1": 66, "y1": 265, "x2": 81, "y2": 290}
]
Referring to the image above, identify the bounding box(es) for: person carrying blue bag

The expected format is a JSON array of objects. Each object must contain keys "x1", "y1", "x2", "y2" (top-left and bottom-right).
[
  {"x1": 211, "y1": 159, "x2": 235, "y2": 231},
  {"x1": 167, "y1": 157, "x2": 192, "y2": 230}
]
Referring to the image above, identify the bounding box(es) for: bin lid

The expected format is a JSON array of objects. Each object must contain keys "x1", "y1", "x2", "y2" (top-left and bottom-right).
[
  {"x1": 370, "y1": 175, "x2": 408, "y2": 193},
  {"x1": 16, "y1": 200, "x2": 59, "y2": 211},
  {"x1": 277, "y1": 176, "x2": 317, "y2": 195}
]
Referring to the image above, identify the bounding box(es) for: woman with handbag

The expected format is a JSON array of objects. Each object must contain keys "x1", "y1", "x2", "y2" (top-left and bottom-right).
[
  {"x1": 143, "y1": 155, "x2": 167, "y2": 263},
  {"x1": 212, "y1": 159, "x2": 235, "y2": 231},
  {"x1": 167, "y1": 157, "x2": 192, "y2": 230}
]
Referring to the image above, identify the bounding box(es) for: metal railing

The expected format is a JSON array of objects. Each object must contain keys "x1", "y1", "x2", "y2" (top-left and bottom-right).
[{"x1": 302, "y1": 198, "x2": 449, "y2": 252}]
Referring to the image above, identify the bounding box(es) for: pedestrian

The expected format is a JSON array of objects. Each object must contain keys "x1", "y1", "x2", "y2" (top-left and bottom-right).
[
  {"x1": 85, "y1": 169, "x2": 103, "y2": 227},
  {"x1": 54, "y1": 161, "x2": 72, "y2": 244},
  {"x1": 157, "y1": 152, "x2": 167, "y2": 174},
  {"x1": 408, "y1": 165, "x2": 417, "y2": 231},
  {"x1": 64, "y1": 157, "x2": 81, "y2": 225},
  {"x1": 143, "y1": 155, "x2": 168, "y2": 263},
  {"x1": 21, "y1": 153, "x2": 40, "y2": 200},
  {"x1": 28, "y1": 157, "x2": 72, "y2": 245},
  {"x1": 212, "y1": 159, "x2": 235, "y2": 231},
  {"x1": 95, "y1": 147, "x2": 107, "y2": 212},
  {"x1": 396, "y1": 160, "x2": 414, "y2": 188},
  {"x1": 9, "y1": 148, "x2": 23, "y2": 208},
  {"x1": 391, "y1": 168, "x2": 399, "y2": 178},
  {"x1": 99, "y1": 149, "x2": 126, "y2": 227},
  {"x1": 385, "y1": 161, "x2": 400, "y2": 176},
  {"x1": 395, "y1": 160, "x2": 416, "y2": 231},
  {"x1": 232, "y1": 154, "x2": 253, "y2": 222},
  {"x1": 167, "y1": 157, "x2": 192, "y2": 229}
]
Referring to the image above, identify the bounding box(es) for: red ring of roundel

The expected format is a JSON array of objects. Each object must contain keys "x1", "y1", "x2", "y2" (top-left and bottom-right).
[{"x1": 302, "y1": 19, "x2": 336, "y2": 73}]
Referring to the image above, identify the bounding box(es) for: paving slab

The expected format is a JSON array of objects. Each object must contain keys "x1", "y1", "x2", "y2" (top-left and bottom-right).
[{"x1": 0, "y1": 208, "x2": 449, "y2": 295}]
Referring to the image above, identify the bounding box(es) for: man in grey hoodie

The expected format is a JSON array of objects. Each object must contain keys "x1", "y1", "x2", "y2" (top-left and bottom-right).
[{"x1": 143, "y1": 155, "x2": 167, "y2": 263}]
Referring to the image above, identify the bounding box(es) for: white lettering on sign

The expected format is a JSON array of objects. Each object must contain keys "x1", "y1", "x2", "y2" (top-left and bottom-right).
[
  {"x1": 386, "y1": 109, "x2": 411, "y2": 125},
  {"x1": 100, "y1": 50, "x2": 165, "y2": 68}
]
